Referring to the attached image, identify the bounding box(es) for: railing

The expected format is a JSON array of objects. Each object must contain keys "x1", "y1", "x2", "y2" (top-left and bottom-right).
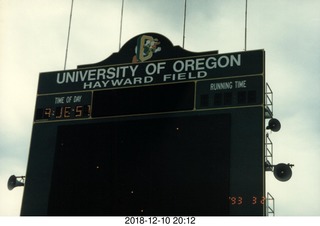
[
  {"x1": 265, "y1": 133, "x2": 273, "y2": 171},
  {"x1": 265, "y1": 83, "x2": 273, "y2": 119},
  {"x1": 266, "y1": 192, "x2": 275, "y2": 216},
  {"x1": 265, "y1": 83, "x2": 275, "y2": 216}
]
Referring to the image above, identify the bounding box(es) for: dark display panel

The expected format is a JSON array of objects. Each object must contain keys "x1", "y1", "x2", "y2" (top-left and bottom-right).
[
  {"x1": 92, "y1": 82, "x2": 195, "y2": 117},
  {"x1": 48, "y1": 114, "x2": 231, "y2": 216}
]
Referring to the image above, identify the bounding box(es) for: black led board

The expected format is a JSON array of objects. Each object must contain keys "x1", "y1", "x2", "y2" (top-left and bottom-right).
[
  {"x1": 48, "y1": 114, "x2": 231, "y2": 216},
  {"x1": 21, "y1": 33, "x2": 266, "y2": 216},
  {"x1": 92, "y1": 82, "x2": 195, "y2": 117}
]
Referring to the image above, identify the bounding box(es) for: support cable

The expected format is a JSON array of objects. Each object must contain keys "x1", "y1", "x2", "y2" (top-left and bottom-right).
[
  {"x1": 64, "y1": 0, "x2": 74, "y2": 70},
  {"x1": 119, "y1": 0, "x2": 125, "y2": 50},
  {"x1": 182, "y1": 0, "x2": 187, "y2": 48},
  {"x1": 244, "y1": 0, "x2": 248, "y2": 51}
]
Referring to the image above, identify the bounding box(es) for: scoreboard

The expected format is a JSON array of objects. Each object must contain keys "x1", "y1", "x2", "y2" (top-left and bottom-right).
[{"x1": 21, "y1": 33, "x2": 266, "y2": 216}]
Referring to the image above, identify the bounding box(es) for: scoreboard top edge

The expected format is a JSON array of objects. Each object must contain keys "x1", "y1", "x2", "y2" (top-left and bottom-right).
[{"x1": 37, "y1": 49, "x2": 265, "y2": 95}]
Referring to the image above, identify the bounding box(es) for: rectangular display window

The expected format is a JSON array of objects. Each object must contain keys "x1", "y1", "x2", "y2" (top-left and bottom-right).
[
  {"x1": 48, "y1": 113, "x2": 231, "y2": 216},
  {"x1": 92, "y1": 82, "x2": 195, "y2": 117}
]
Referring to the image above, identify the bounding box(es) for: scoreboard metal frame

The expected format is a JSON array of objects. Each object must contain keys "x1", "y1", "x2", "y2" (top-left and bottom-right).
[{"x1": 21, "y1": 33, "x2": 266, "y2": 216}]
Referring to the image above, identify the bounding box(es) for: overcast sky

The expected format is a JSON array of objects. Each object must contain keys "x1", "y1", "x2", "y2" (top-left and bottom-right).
[{"x1": 0, "y1": 0, "x2": 320, "y2": 217}]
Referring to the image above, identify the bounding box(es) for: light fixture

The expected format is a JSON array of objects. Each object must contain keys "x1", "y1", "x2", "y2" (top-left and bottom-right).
[
  {"x1": 7, "y1": 175, "x2": 25, "y2": 190},
  {"x1": 265, "y1": 163, "x2": 294, "y2": 182},
  {"x1": 266, "y1": 118, "x2": 281, "y2": 132}
]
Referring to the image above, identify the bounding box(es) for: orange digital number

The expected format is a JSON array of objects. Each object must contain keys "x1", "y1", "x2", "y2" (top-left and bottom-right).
[
  {"x1": 64, "y1": 106, "x2": 71, "y2": 118},
  {"x1": 252, "y1": 196, "x2": 257, "y2": 205},
  {"x1": 55, "y1": 107, "x2": 62, "y2": 118},
  {"x1": 229, "y1": 196, "x2": 242, "y2": 205},
  {"x1": 75, "y1": 105, "x2": 83, "y2": 117},
  {"x1": 252, "y1": 196, "x2": 266, "y2": 205},
  {"x1": 44, "y1": 108, "x2": 51, "y2": 119},
  {"x1": 229, "y1": 196, "x2": 236, "y2": 205}
]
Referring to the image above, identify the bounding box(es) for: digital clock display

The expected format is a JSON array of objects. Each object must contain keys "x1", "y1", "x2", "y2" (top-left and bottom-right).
[
  {"x1": 34, "y1": 92, "x2": 92, "y2": 122},
  {"x1": 35, "y1": 105, "x2": 91, "y2": 120}
]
